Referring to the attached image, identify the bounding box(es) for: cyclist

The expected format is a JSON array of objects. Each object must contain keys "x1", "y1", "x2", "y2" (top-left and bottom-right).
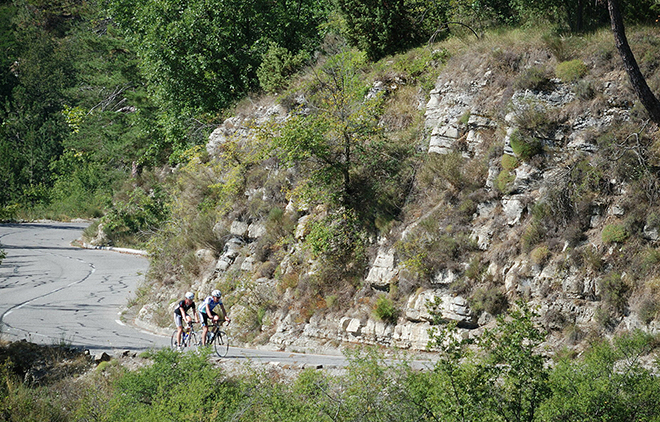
[
  {"x1": 199, "y1": 289, "x2": 230, "y2": 345},
  {"x1": 174, "y1": 291, "x2": 199, "y2": 349}
]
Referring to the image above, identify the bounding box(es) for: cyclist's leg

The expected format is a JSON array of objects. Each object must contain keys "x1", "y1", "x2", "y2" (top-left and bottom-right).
[
  {"x1": 174, "y1": 313, "x2": 184, "y2": 347},
  {"x1": 207, "y1": 312, "x2": 219, "y2": 343},
  {"x1": 200, "y1": 311, "x2": 209, "y2": 345}
]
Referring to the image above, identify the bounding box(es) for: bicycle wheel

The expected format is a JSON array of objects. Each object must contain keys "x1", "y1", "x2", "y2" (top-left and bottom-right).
[
  {"x1": 170, "y1": 330, "x2": 180, "y2": 349},
  {"x1": 213, "y1": 330, "x2": 229, "y2": 357}
]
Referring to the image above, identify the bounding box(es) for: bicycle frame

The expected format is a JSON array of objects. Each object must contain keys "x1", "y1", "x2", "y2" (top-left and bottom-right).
[{"x1": 204, "y1": 321, "x2": 229, "y2": 357}]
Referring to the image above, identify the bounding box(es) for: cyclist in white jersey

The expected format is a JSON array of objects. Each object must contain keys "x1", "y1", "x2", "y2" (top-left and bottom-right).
[{"x1": 198, "y1": 289, "x2": 230, "y2": 345}]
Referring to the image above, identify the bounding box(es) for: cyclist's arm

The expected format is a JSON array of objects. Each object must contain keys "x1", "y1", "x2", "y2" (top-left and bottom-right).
[
  {"x1": 193, "y1": 305, "x2": 199, "y2": 323},
  {"x1": 220, "y1": 303, "x2": 230, "y2": 321}
]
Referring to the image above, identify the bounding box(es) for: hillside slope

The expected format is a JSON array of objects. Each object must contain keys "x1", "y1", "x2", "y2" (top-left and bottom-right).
[{"x1": 127, "y1": 27, "x2": 660, "y2": 355}]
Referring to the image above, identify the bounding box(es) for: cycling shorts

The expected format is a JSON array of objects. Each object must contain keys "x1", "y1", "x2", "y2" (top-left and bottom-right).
[
  {"x1": 174, "y1": 313, "x2": 193, "y2": 327},
  {"x1": 199, "y1": 311, "x2": 216, "y2": 326}
]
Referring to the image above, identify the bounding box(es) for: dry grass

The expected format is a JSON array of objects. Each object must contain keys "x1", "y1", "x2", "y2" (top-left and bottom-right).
[{"x1": 0, "y1": 341, "x2": 92, "y2": 386}]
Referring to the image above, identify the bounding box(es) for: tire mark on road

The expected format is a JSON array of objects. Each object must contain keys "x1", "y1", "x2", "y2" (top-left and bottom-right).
[{"x1": 1, "y1": 254, "x2": 96, "y2": 339}]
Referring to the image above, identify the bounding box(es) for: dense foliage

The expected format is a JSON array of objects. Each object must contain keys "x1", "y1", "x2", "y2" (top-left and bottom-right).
[
  {"x1": 3, "y1": 311, "x2": 660, "y2": 421},
  {"x1": 0, "y1": 0, "x2": 658, "y2": 225},
  {"x1": 0, "y1": 0, "x2": 160, "y2": 220}
]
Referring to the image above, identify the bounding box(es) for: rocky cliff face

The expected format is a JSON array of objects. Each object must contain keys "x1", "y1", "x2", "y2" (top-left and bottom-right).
[{"x1": 139, "y1": 34, "x2": 660, "y2": 355}]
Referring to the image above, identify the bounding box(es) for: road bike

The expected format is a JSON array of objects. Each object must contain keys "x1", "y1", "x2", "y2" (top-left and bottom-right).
[
  {"x1": 171, "y1": 322, "x2": 199, "y2": 351},
  {"x1": 204, "y1": 321, "x2": 229, "y2": 357}
]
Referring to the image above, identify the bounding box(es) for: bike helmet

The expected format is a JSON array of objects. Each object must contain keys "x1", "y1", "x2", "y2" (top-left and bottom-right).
[
  {"x1": 185, "y1": 291, "x2": 195, "y2": 300},
  {"x1": 212, "y1": 289, "x2": 222, "y2": 298}
]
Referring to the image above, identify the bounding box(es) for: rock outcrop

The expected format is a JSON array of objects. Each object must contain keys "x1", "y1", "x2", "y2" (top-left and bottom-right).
[{"x1": 144, "y1": 42, "x2": 660, "y2": 354}]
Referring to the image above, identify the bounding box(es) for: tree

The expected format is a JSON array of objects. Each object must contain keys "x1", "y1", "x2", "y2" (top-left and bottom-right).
[
  {"x1": 425, "y1": 301, "x2": 550, "y2": 422},
  {"x1": 336, "y1": 0, "x2": 449, "y2": 61},
  {"x1": 607, "y1": 0, "x2": 660, "y2": 124},
  {"x1": 538, "y1": 330, "x2": 660, "y2": 421},
  {"x1": 273, "y1": 49, "x2": 383, "y2": 208},
  {"x1": 478, "y1": 302, "x2": 550, "y2": 422},
  {"x1": 272, "y1": 47, "x2": 414, "y2": 222},
  {"x1": 0, "y1": 1, "x2": 74, "y2": 207},
  {"x1": 106, "y1": 0, "x2": 328, "y2": 157}
]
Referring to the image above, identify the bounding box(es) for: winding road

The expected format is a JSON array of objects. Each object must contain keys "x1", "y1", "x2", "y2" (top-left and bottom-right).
[
  {"x1": 0, "y1": 222, "x2": 380, "y2": 369},
  {"x1": 0, "y1": 221, "x2": 163, "y2": 352}
]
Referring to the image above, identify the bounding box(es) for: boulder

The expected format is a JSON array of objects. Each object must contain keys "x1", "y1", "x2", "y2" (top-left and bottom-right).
[{"x1": 365, "y1": 248, "x2": 398, "y2": 290}]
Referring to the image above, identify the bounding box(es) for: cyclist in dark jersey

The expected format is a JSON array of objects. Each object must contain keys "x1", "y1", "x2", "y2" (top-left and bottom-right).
[
  {"x1": 199, "y1": 289, "x2": 230, "y2": 345},
  {"x1": 174, "y1": 292, "x2": 199, "y2": 349}
]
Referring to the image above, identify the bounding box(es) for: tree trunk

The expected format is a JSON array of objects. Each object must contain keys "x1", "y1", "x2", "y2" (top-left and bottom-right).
[{"x1": 608, "y1": 0, "x2": 660, "y2": 124}]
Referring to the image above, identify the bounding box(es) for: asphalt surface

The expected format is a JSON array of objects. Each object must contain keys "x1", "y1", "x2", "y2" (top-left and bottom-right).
[
  {"x1": 0, "y1": 221, "x2": 164, "y2": 353},
  {"x1": 0, "y1": 222, "x2": 435, "y2": 369}
]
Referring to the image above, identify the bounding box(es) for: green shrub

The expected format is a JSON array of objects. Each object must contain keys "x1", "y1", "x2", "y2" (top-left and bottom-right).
[
  {"x1": 638, "y1": 297, "x2": 658, "y2": 324},
  {"x1": 470, "y1": 287, "x2": 508, "y2": 316},
  {"x1": 509, "y1": 129, "x2": 542, "y2": 161},
  {"x1": 538, "y1": 331, "x2": 660, "y2": 421},
  {"x1": 459, "y1": 111, "x2": 471, "y2": 125},
  {"x1": 103, "y1": 349, "x2": 243, "y2": 420},
  {"x1": 599, "y1": 272, "x2": 629, "y2": 314},
  {"x1": 257, "y1": 42, "x2": 309, "y2": 93},
  {"x1": 457, "y1": 199, "x2": 477, "y2": 222},
  {"x1": 496, "y1": 170, "x2": 516, "y2": 193},
  {"x1": 522, "y1": 221, "x2": 545, "y2": 252},
  {"x1": 512, "y1": 100, "x2": 553, "y2": 134},
  {"x1": 336, "y1": 0, "x2": 448, "y2": 61},
  {"x1": 0, "y1": 204, "x2": 18, "y2": 221},
  {"x1": 575, "y1": 79, "x2": 595, "y2": 99},
  {"x1": 514, "y1": 66, "x2": 552, "y2": 91},
  {"x1": 555, "y1": 59, "x2": 588, "y2": 82},
  {"x1": 501, "y1": 153, "x2": 519, "y2": 171},
  {"x1": 373, "y1": 296, "x2": 400, "y2": 324},
  {"x1": 581, "y1": 245, "x2": 603, "y2": 272},
  {"x1": 602, "y1": 224, "x2": 629, "y2": 244},
  {"x1": 101, "y1": 186, "x2": 170, "y2": 247},
  {"x1": 464, "y1": 257, "x2": 484, "y2": 281},
  {"x1": 646, "y1": 212, "x2": 660, "y2": 231},
  {"x1": 530, "y1": 245, "x2": 550, "y2": 266}
]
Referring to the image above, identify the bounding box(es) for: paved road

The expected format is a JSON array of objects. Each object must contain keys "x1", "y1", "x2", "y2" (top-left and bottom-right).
[
  {"x1": 0, "y1": 222, "x2": 165, "y2": 353},
  {"x1": 0, "y1": 222, "x2": 433, "y2": 369}
]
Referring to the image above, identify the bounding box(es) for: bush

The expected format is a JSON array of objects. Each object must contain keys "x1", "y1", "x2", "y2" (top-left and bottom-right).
[
  {"x1": 581, "y1": 245, "x2": 604, "y2": 272},
  {"x1": 101, "y1": 186, "x2": 170, "y2": 247},
  {"x1": 101, "y1": 349, "x2": 243, "y2": 420},
  {"x1": 531, "y1": 245, "x2": 550, "y2": 266},
  {"x1": 575, "y1": 79, "x2": 595, "y2": 99},
  {"x1": 257, "y1": 43, "x2": 309, "y2": 93},
  {"x1": 514, "y1": 66, "x2": 552, "y2": 91},
  {"x1": 637, "y1": 297, "x2": 659, "y2": 324},
  {"x1": 555, "y1": 59, "x2": 588, "y2": 82},
  {"x1": 602, "y1": 224, "x2": 629, "y2": 244},
  {"x1": 509, "y1": 129, "x2": 542, "y2": 161},
  {"x1": 538, "y1": 331, "x2": 660, "y2": 421},
  {"x1": 599, "y1": 272, "x2": 630, "y2": 314},
  {"x1": 646, "y1": 212, "x2": 660, "y2": 231},
  {"x1": 373, "y1": 296, "x2": 400, "y2": 324},
  {"x1": 496, "y1": 169, "x2": 516, "y2": 193},
  {"x1": 470, "y1": 287, "x2": 508, "y2": 316},
  {"x1": 522, "y1": 221, "x2": 545, "y2": 252},
  {"x1": 501, "y1": 153, "x2": 519, "y2": 171},
  {"x1": 336, "y1": 0, "x2": 449, "y2": 61}
]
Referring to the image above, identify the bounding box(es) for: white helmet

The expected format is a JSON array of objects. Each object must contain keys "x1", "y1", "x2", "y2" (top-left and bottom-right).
[
  {"x1": 185, "y1": 292, "x2": 195, "y2": 300},
  {"x1": 211, "y1": 289, "x2": 222, "y2": 298}
]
